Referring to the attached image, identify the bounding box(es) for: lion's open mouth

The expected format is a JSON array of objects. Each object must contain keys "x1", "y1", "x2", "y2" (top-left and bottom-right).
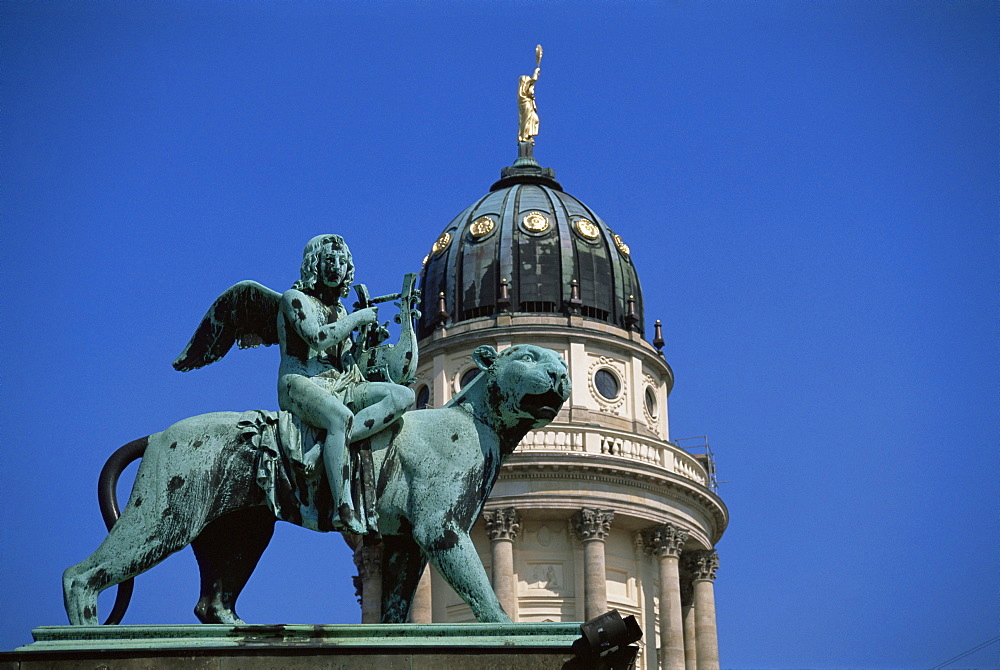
[{"x1": 521, "y1": 389, "x2": 566, "y2": 420}]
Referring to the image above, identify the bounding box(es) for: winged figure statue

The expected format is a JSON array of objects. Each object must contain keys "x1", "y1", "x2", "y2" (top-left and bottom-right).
[{"x1": 172, "y1": 234, "x2": 418, "y2": 534}]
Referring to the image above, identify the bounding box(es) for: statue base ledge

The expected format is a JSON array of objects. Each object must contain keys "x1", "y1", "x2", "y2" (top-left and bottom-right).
[{"x1": 5, "y1": 623, "x2": 581, "y2": 669}]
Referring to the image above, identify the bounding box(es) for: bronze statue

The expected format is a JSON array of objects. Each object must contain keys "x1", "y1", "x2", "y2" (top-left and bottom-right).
[
  {"x1": 62, "y1": 236, "x2": 571, "y2": 626},
  {"x1": 172, "y1": 234, "x2": 415, "y2": 533},
  {"x1": 517, "y1": 44, "x2": 543, "y2": 144}
]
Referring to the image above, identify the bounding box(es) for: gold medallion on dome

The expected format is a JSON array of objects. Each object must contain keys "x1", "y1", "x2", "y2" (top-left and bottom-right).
[
  {"x1": 521, "y1": 211, "x2": 550, "y2": 233},
  {"x1": 574, "y1": 218, "x2": 600, "y2": 240},
  {"x1": 469, "y1": 216, "x2": 496, "y2": 240},
  {"x1": 421, "y1": 254, "x2": 429, "y2": 268},
  {"x1": 431, "y1": 232, "x2": 452, "y2": 256},
  {"x1": 613, "y1": 234, "x2": 630, "y2": 255}
]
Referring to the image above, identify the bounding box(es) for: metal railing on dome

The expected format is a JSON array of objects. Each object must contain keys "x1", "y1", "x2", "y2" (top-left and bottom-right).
[{"x1": 673, "y1": 436, "x2": 718, "y2": 492}]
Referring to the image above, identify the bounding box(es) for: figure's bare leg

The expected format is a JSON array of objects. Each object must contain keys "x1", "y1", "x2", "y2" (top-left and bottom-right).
[
  {"x1": 279, "y1": 374, "x2": 361, "y2": 533},
  {"x1": 192, "y1": 506, "x2": 276, "y2": 624},
  {"x1": 351, "y1": 383, "x2": 415, "y2": 443}
]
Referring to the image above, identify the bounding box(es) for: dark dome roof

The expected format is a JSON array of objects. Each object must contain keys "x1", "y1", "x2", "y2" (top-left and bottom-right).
[{"x1": 417, "y1": 155, "x2": 645, "y2": 340}]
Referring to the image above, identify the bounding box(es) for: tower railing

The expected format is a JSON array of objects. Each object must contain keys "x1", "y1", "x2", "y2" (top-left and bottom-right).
[
  {"x1": 672, "y1": 435, "x2": 718, "y2": 491},
  {"x1": 516, "y1": 427, "x2": 712, "y2": 489}
]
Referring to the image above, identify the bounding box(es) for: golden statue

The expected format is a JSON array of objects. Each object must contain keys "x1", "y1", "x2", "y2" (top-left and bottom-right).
[{"x1": 518, "y1": 45, "x2": 543, "y2": 144}]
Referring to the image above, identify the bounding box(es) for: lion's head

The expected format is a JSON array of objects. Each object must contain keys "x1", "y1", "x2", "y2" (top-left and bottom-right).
[{"x1": 471, "y1": 344, "x2": 571, "y2": 431}]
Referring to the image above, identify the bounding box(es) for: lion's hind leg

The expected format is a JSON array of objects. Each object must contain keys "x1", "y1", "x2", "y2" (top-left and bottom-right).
[
  {"x1": 63, "y1": 485, "x2": 210, "y2": 625},
  {"x1": 191, "y1": 506, "x2": 276, "y2": 624},
  {"x1": 379, "y1": 532, "x2": 428, "y2": 623}
]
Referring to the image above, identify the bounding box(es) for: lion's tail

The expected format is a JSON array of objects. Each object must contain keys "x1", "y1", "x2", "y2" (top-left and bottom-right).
[{"x1": 96, "y1": 436, "x2": 148, "y2": 625}]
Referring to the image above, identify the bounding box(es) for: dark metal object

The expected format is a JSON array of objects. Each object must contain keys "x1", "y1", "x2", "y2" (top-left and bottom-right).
[
  {"x1": 568, "y1": 279, "x2": 582, "y2": 315},
  {"x1": 417, "y1": 155, "x2": 645, "y2": 341},
  {"x1": 625, "y1": 295, "x2": 638, "y2": 331},
  {"x1": 653, "y1": 319, "x2": 665, "y2": 355},
  {"x1": 564, "y1": 609, "x2": 642, "y2": 670},
  {"x1": 96, "y1": 437, "x2": 148, "y2": 625},
  {"x1": 435, "y1": 292, "x2": 449, "y2": 329},
  {"x1": 498, "y1": 277, "x2": 511, "y2": 312}
]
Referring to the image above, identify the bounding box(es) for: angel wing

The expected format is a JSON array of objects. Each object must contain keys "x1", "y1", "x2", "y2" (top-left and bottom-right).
[{"x1": 172, "y1": 280, "x2": 282, "y2": 372}]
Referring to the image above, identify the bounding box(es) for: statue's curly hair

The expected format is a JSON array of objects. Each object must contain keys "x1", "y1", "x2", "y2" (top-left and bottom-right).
[{"x1": 292, "y1": 234, "x2": 355, "y2": 297}]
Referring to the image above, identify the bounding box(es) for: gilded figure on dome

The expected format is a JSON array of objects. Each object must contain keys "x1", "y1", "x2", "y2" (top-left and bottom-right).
[{"x1": 518, "y1": 45, "x2": 543, "y2": 143}]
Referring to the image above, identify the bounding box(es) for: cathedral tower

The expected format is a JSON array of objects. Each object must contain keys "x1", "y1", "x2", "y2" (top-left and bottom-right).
[{"x1": 354, "y1": 58, "x2": 728, "y2": 670}]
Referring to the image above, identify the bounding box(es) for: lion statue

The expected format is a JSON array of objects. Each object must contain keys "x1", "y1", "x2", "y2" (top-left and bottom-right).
[{"x1": 63, "y1": 344, "x2": 570, "y2": 626}]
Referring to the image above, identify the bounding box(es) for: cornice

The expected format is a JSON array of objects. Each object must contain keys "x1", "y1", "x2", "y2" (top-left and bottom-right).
[
  {"x1": 493, "y1": 453, "x2": 728, "y2": 545},
  {"x1": 484, "y1": 489, "x2": 716, "y2": 551},
  {"x1": 418, "y1": 319, "x2": 673, "y2": 390}
]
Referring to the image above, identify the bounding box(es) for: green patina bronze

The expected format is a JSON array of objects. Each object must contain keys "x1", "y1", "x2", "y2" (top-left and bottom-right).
[
  {"x1": 62, "y1": 236, "x2": 571, "y2": 627},
  {"x1": 21, "y1": 622, "x2": 581, "y2": 651}
]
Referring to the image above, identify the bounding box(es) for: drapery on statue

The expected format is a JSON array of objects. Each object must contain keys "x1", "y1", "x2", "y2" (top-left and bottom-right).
[
  {"x1": 63, "y1": 235, "x2": 572, "y2": 625},
  {"x1": 517, "y1": 44, "x2": 543, "y2": 144}
]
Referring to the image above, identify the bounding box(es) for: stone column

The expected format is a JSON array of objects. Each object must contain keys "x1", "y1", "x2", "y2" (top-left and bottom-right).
[
  {"x1": 407, "y1": 565, "x2": 433, "y2": 623},
  {"x1": 687, "y1": 551, "x2": 720, "y2": 670},
  {"x1": 352, "y1": 541, "x2": 383, "y2": 624},
  {"x1": 642, "y1": 523, "x2": 689, "y2": 670},
  {"x1": 680, "y1": 563, "x2": 697, "y2": 670},
  {"x1": 572, "y1": 508, "x2": 614, "y2": 620},
  {"x1": 483, "y1": 507, "x2": 521, "y2": 620}
]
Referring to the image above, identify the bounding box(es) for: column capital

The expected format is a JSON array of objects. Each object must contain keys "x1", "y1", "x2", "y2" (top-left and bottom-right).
[
  {"x1": 686, "y1": 550, "x2": 719, "y2": 581},
  {"x1": 483, "y1": 507, "x2": 521, "y2": 541},
  {"x1": 642, "y1": 522, "x2": 690, "y2": 558},
  {"x1": 353, "y1": 543, "x2": 382, "y2": 581},
  {"x1": 572, "y1": 508, "x2": 614, "y2": 542},
  {"x1": 352, "y1": 542, "x2": 383, "y2": 609}
]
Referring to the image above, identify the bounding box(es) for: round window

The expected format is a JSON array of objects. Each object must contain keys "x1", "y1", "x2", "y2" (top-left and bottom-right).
[
  {"x1": 415, "y1": 385, "x2": 430, "y2": 410},
  {"x1": 459, "y1": 368, "x2": 480, "y2": 390},
  {"x1": 644, "y1": 386, "x2": 658, "y2": 418},
  {"x1": 594, "y1": 368, "x2": 620, "y2": 400}
]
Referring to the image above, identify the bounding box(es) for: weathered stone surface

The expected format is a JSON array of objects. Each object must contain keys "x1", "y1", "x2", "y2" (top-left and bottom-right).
[
  {"x1": 13, "y1": 658, "x2": 215, "y2": 670},
  {"x1": 217, "y1": 656, "x2": 411, "y2": 670},
  {"x1": 6, "y1": 623, "x2": 578, "y2": 670},
  {"x1": 4, "y1": 653, "x2": 572, "y2": 670}
]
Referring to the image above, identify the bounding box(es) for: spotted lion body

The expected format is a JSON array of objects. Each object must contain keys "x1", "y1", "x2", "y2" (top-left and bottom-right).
[{"x1": 63, "y1": 344, "x2": 570, "y2": 625}]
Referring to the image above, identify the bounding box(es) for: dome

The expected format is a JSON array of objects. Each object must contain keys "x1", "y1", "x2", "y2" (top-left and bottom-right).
[{"x1": 417, "y1": 154, "x2": 645, "y2": 340}]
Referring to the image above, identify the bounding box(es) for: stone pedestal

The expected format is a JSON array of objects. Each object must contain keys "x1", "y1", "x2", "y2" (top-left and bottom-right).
[{"x1": 4, "y1": 623, "x2": 582, "y2": 669}]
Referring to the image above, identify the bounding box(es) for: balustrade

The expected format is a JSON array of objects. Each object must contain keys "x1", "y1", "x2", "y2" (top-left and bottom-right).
[{"x1": 517, "y1": 429, "x2": 709, "y2": 487}]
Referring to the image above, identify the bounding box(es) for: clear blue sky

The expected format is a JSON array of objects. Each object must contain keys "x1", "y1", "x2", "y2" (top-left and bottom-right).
[{"x1": 2, "y1": 2, "x2": 997, "y2": 667}]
